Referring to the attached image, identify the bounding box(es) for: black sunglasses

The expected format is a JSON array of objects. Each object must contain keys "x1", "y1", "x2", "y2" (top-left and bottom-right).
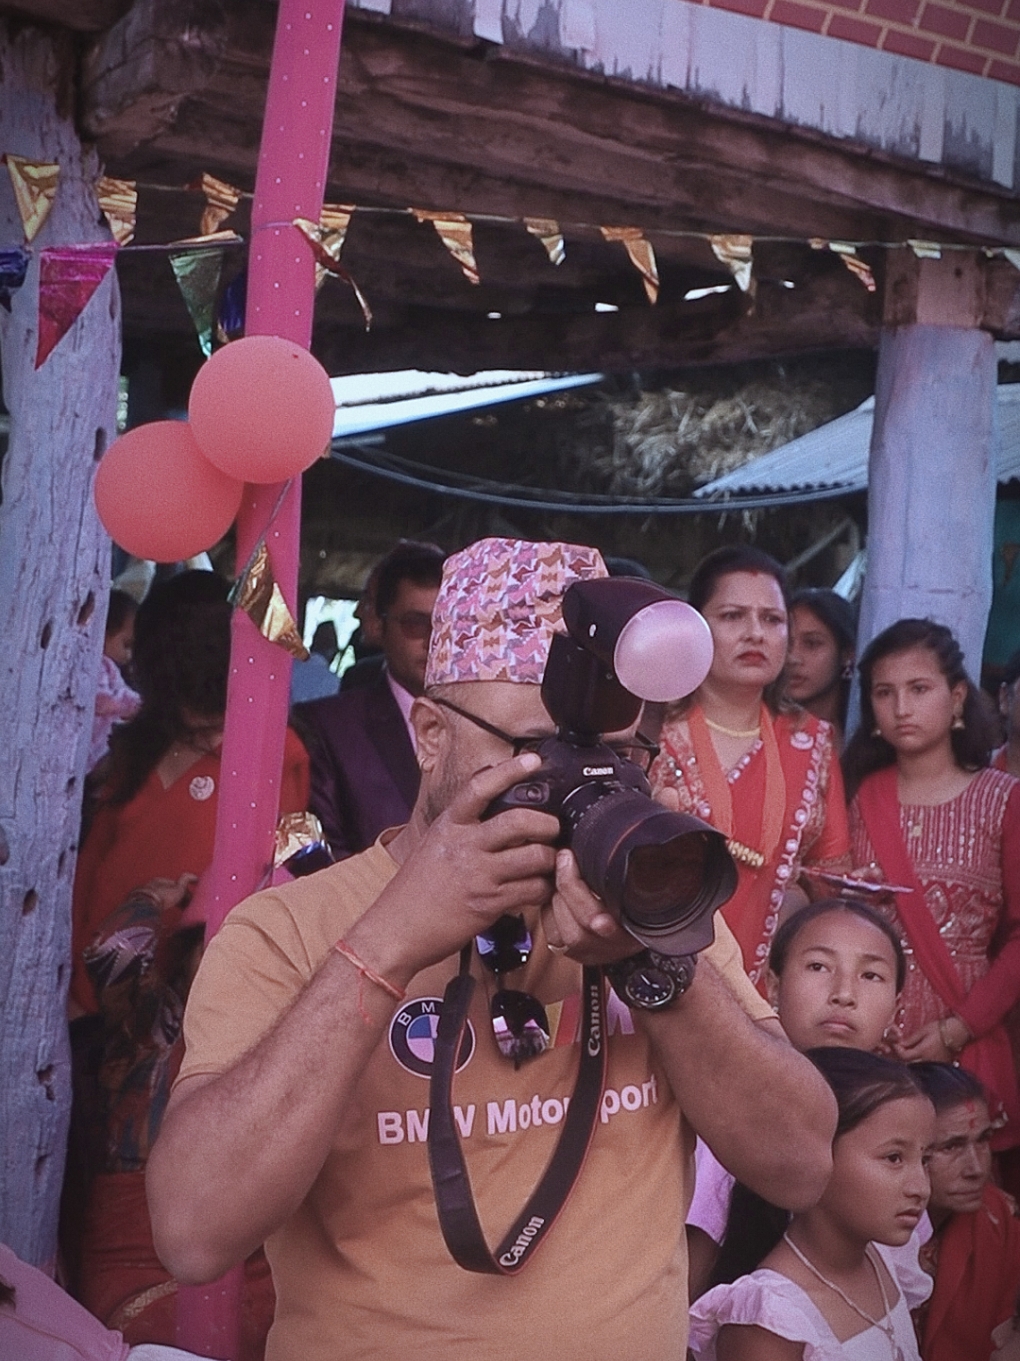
[
  {"x1": 433, "y1": 695, "x2": 660, "y2": 774},
  {"x1": 476, "y1": 915, "x2": 550, "y2": 1067}
]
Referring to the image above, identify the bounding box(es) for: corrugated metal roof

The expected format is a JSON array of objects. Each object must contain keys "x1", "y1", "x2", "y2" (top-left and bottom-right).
[
  {"x1": 330, "y1": 370, "x2": 602, "y2": 439},
  {"x1": 695, "y1": 385, "x2": 1020, "y2": 499}
]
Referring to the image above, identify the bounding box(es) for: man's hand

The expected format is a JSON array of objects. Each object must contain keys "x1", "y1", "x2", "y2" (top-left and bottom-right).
[
  {"x1": 894, "y1": 1015, "x2": 970, "y2": 1063},
  {"x1": 541, "y1": 849, "x2": 642, "y2": 967},
  {"x1": 351, "y1": 752, "x2": 561, "y2": 985}
]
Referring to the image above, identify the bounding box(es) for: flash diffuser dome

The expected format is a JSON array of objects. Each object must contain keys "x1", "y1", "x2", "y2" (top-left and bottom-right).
[{"x1": 613, "y1": 600, "x2": 714, "y2": 702}]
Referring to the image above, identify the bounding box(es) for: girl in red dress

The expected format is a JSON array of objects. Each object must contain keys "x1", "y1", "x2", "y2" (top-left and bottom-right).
[{"x1": 844, "y1": 618, "x2": 1020, "y2": 1151}]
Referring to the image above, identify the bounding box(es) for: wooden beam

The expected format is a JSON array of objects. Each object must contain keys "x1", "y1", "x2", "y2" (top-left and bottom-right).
[
  {"x1": 80, "y1": 0, "x2": 229, "y2": 157},
  {"x1": 86, "y1": 6, "x2": 1020, "y2": 248},
  {"x1": 0, "y1": 0, "x2": 129, "y2": 31}
]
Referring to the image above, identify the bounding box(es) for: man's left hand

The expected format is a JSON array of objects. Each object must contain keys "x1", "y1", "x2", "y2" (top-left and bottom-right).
[{"x1": 541, "y1": 849, "x2": 642, "y2": 967}]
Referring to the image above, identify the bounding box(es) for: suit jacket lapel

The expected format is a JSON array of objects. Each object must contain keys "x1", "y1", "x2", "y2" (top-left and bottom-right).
[{"x1": 365, "y1": 676, "x2": 420, "y2": 808}]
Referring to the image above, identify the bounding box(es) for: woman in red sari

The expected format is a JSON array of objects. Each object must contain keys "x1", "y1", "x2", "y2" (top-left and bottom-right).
[
  {"x1": 910, "y1": 1063, "x2": 1020, "y2": 1361},
  {"x1": 649, "y1": 546, "x2": 850, "y2": 987},
  {"x1": 844, "y1": 618, "x2": 1020, "y2": 1150}
]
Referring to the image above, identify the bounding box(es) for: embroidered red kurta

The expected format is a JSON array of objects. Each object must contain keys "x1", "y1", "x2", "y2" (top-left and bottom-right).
[
  {"x1": 849, "y1": 769, "x2": 1020, "y2": 1044},
  {"x1": 651, "y1": 707, "x2": 850, "y2": 986}
]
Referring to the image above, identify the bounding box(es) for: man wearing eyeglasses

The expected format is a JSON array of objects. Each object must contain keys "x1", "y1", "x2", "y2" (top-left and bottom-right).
[
  {"x1": 295, "y1": 540, "x2": 445, "y2": 860},
  {"x1": 149, "y1": 537, "x2": 837, "y2": 1361}
]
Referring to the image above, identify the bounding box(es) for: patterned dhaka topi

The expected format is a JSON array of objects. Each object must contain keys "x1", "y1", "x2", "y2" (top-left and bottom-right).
[{"x1": 425, "y1": 537, "x2": 607, "y2": 687}]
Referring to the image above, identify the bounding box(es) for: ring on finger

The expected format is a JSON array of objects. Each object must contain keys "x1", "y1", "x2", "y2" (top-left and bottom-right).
[{"x1": 547, "y1": 941, "x2": 569, "y2": 955}]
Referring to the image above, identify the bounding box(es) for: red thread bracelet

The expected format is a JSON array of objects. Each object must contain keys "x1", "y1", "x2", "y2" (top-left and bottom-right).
[{"x1": 333, "y1": 939, "x2": 406, "y2": 1004}]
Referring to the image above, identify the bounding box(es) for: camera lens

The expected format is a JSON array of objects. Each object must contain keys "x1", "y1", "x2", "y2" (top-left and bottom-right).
[
  {"x1": 624, "y1": 834, "x2": 713, "y2": 926},
  {"x1": 570, "y1": 792, "x2": 736, "y2": 956}
]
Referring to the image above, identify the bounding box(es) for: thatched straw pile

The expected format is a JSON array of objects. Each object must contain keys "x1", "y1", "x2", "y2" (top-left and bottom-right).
[{"x1": 562, "y1": 361, "x2": 871, "y2": 498}]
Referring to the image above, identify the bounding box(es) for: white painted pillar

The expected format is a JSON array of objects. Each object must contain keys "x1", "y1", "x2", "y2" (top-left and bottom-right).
[
  {"x1": 858, "y1": 323, "x2": 997, "y2": 683},
  {"x1": 857, "y1": 252, "x2": 1001, "y2": 690},
  {"x1": 0, "y1": 21, "x2": 120, "y2": 1267}
]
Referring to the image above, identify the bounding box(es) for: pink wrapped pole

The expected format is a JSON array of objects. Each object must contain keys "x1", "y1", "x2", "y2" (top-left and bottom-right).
[{"x1": 174, "y1": 2, "x2": 346, "y2": 1355}]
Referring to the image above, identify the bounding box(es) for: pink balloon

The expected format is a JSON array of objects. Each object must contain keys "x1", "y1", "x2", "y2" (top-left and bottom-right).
[
  {"x1": 94, "y1": 421, "x2": 244, "y2": 563},
  {"x1": 188, "y1": 334, "x2": 335, "y2": 484}
]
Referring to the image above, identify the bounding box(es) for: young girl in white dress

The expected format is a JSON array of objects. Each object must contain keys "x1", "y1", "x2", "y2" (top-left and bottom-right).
[
  {"x1": 689, "y1": 1047, "x2": 935, "y2": 1361},
  {"x1": 687, "y1": 898, "x2": 909, "y2": 1300}
]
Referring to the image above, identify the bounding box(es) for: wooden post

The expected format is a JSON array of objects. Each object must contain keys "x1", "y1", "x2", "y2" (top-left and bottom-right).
[
  {"x1": 0, "y1": 20, "x2": 120, "y2": 1267},
  {"x1": 857, "y1": 253, "x2": 998, "y2": 685}
]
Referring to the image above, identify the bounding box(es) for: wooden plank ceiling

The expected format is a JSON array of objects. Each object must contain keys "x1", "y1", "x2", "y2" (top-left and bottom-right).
[{"x1": 6, "y1": 0, "x2": 1020, "y2": 374}]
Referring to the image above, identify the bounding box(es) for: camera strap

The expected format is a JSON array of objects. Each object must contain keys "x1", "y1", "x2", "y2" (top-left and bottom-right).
[{"x1": 428, "y1": 944, "x2": 607, "y2": 1274}]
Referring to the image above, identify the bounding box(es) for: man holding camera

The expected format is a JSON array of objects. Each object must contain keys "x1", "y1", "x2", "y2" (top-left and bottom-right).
[{"x1": 147, "y1": 538, "x2": 837, "y2": 1361}]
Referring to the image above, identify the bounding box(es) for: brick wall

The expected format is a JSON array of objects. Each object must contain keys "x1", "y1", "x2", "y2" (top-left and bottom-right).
[{"x1": 698, "y1": 0, "x2": 1020, "y2": 85}]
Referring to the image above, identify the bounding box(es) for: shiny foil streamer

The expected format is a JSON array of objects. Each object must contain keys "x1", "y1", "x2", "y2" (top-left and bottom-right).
[
  {"x1": 216, "y1": 267, "x2": 247, "y2": 343},
  {"x1": 274, "y1": 811, "x2": 326, "y2": 867},
  {"x1": 411, "y1": 209, "x2": 480, "y2": 285},
  {"x1": 3, "y1": 154, "x2": 59, "y2": 242},
  {"x1": 232, "y1": 540, "x2": 309, "y2": 660},
  {"x1": 0, "y1": 247, "x2": 29, "y2": 311},
  {"x1": 708, "y1": 234, "x2": 755, "y2": 295},
  {"x1": 600, "y1": 226, "x2": 659, "y2": 304},
  {"x1": 829, "y1": 242, "x2": 877, "y2": 292},
  {"x1": 170, "y1": 248, "x2": 224, "y2": 357},
  {"x1": 293, "y1": 217, "x2": 372, "y2": 328},
  {"x1": 294, "y1": 204, "x2": 355, "y2": 290},
  {"x1": 36, "y1": 242, "x2": 118, "y2": 368},
  {"x1": 190, "y1": 172, "x2": 242, "y2": 237},
  {"x1": 524, "y1": 217, "x2": 565, "y2": 266},
  {"x1": 96, "y1": 176, "x2": 138, "y2": 246}
]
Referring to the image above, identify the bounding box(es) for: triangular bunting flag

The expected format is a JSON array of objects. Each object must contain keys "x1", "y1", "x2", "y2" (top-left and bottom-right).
[
  {"x1": 600, "y1": 226, "x2": 659, "y2": 304},
  {"x1": 170, "y1": 247, "x2": 224, "y2": 357},
  {"x1": 3, "y1": 154, "x2": 60, "y2": 242},
  {"x1": 189, "y1": 172, "x2": 242, "y2": 237},
  {"x1": 36, "y1": 242, "x2": 118, "y2": 368},
  {"x1": 216, "y1": 268, "x2": 247, "y2": 344},
  {"x1": 1003, "y1": 248, "x2": 1020, "y2": 273},
  {"x1": 828, "y1": 242, "x2": 876, "y2": 292},
  {"x1": 907, "y1": 239, "x2": 941, "y2": 260},
  {"x1": 411, "y1": 209, "x2": 480, "y2": 285},
  {"x1": 293, "y1": 218, "x2": 372, "y2": 329},
  {"x1": 708, "y1": 234, "x2": 756, "y2": 295},
  {"x1": 231, "y1": 540, "x2": 309, "y2": 660},
  {"x1": 293, "y1": 203, "x2": 356, "y2": 291},
  {"x1": 96, "y1": 176, "x2": 137, "y2": 245},
  {"x1": 524, "y1": 217, "x2": 565, "y2": 266},
  {"x1": 0, "y1": 247, "x2": 29, "y2": 311}
]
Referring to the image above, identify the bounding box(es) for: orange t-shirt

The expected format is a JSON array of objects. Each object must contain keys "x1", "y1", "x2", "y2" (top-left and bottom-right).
[
  {"x1": 176, "y1": 841, "x2": 773, "y2": 1361},
  {"x1": 71, "y1": 728, "x2": 309, "y2": 1014}
]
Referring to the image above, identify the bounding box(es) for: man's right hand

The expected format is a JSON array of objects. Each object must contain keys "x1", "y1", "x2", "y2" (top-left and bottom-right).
[{"x1": 348, "y1": 751, "x2": 560, "y2": 987}]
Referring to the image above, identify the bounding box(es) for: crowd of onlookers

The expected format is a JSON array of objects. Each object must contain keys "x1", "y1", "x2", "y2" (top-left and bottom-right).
[{"x1": 4, "y1": 533, "x2": 1020, "y2": 1361}]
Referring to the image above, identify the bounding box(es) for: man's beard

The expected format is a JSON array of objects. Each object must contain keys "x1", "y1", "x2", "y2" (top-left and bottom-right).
[{"x1": 420, "y1": 744, "x2": 467, "y2": 826}]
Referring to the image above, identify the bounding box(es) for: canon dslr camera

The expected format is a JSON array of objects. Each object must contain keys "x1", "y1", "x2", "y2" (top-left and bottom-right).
[{"x1": 487, "y1": 577, "x2": 736, "y2": 958}]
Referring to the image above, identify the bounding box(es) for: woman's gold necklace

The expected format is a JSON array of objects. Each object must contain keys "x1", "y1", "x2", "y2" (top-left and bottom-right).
[
  {"x1": 782, "y1": 1233, "x2": 903, "y2": 1359},
  {"x1": 704, "y1": 716, "x2": 761, "y2": 740}
]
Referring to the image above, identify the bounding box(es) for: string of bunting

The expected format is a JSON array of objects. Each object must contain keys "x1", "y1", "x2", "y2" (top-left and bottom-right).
[{"x1": 3, "y1": 153, "x2": 1020, "y2": 368}]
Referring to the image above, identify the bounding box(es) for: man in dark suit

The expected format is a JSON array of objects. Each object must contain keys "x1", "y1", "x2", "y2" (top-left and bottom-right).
[{"x1": 295, "y1": 542, "x2": 445, "y2": 859}]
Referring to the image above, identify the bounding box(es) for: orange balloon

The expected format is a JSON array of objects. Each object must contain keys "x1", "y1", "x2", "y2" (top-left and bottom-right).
[
  {"x1": 188, "y1": 334, "x2": 335, "y2": 484},
  {"x1": 94, "y1": 421, "x2": 244, "y2": 562}
]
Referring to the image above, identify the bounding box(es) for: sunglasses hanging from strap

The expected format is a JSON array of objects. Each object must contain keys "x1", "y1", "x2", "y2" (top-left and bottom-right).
[{"x1": 428, "y1": 942, "x2": 607, "y2": 1274}]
